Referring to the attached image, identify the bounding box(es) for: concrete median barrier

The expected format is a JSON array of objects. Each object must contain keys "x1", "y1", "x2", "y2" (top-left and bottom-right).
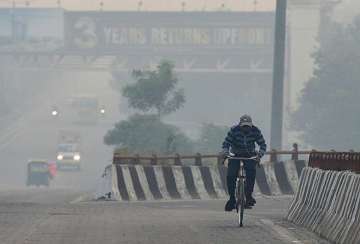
[
  {"x1": 286, "y1": 167, "x2": 360, "y2": 244},
  {"x1": 100, "y1": 160, "x2": 305, "y2": 201}
]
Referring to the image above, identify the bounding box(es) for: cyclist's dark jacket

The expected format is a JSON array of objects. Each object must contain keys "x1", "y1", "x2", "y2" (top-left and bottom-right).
[{"x1": 222, "y1": 125, "x2": 267, "y2": 157}]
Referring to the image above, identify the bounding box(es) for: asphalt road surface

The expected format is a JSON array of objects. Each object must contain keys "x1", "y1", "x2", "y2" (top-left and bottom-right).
[
  {"x1": 0, "y1": 73, "x2": 330, "y2": 244},
  {"x1": 0, "y1": 188, "x2": 330, "y2": 244}
]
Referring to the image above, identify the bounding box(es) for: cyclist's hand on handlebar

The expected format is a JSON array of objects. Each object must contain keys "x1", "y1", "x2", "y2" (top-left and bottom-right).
[
  {"x1": 255, "y1": 154, "x2": 261, "y2": 167},
  {"x1": 220, "y1": 149, "x2": 230, "y2": 158},
  {"x1": 220, "y1": 149, "x2": 229, "y2": 165}
]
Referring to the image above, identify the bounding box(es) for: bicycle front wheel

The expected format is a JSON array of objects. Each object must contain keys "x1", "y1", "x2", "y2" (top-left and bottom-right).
[{"x1": 238, "y1": 179, "x2": 245, "y2": 227}]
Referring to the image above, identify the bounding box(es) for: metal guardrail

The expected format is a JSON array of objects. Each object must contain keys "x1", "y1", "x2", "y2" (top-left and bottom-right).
[
  {"x1": 309, "y1": 152, "x2": 360, "y2": 173},
  {"x1": 112, "y1": 144, "x2": 360, "y2": 173},
  {"x1": 112, "y1": 148, "x2": 311, "y2": 166}
]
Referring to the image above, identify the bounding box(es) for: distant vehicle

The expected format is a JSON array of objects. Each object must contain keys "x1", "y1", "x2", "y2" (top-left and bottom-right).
[
  {"x1": 51, "y1": 105, "x2": 59, "y2": 117},
  {"x1": 26, "y1": 160, "x2": 50, "y2": 187},
  {"x1": 71, "y1": 95, "x2": 103, "y2": 124},
  {"x1": 48, "y1": 162, "x2": 57, "y2": 179},
  {"x1": 56, "y1": 130, "x2": 82, "y2": 171},
  {"x1": 99, "y1": 105, "x2": 106, "y2": 115}
]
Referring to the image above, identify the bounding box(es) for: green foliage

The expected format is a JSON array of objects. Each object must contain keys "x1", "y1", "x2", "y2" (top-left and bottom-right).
[
  {"x1": 106, "y1": 60, "x2": 190, "y2": 154},
  {"x1": 292, "y1": 16, "x2": 360, "y2": 149},
  {"x1": 196, "y1": 123, "x2": 229, "y2": 154},
  {"x1": 122, "y1": 60, "x2": 185, "y2": 117},
  {"x1": 104, "y1": 114, "x2": 193, "y2": 154}
]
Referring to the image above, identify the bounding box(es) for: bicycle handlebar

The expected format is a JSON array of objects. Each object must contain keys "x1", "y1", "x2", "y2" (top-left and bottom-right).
[
  {"x1": 225, "y1": 156, "x2": 258, "y2": 160},
  {"x1": 223, "y1": 155, "x2": 261, "y2": 168}
]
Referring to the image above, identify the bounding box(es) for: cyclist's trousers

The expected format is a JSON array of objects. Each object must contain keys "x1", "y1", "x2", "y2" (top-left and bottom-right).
[{"x1": 227, "y1": 159, "x2": 256, "y2": 199}]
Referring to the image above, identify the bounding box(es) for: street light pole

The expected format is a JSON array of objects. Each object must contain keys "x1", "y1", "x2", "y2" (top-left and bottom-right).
[
  {"x1": 270, "y1": 0, "x2": 287, "y2": 150},
  {"x1": 99, "y1": 1, "x2": 104, "y2": 11},
  {"x1": 181, "y1": 2, "x2": 186, "y2": 12},
  {"x1": 11, "y1": 0, "x2": 16, "y2": 42}
]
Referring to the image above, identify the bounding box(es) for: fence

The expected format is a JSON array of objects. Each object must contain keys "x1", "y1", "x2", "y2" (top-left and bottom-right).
[
  {"x1": 113, "y1": 149, "x2": 311, "y2": 166},
  {"x1": 113, "y1": 144, "x2": 360, "y2": 173},
  {"x1": 309, "y1": 151, "x2": 360, "y2": 173}
]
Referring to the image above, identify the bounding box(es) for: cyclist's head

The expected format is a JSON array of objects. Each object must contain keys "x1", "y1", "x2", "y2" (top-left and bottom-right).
[{"x1": 239, "y1": 115, "x2": 253, "y2": 127}]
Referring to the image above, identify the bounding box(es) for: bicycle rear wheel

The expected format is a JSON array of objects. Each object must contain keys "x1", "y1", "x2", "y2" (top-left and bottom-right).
[{"x1": 237, "y1": 179, "x2": 245, "y2": 227}]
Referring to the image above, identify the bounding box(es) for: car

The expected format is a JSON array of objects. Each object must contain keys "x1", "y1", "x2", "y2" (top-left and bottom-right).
[{"x1": 56, "y1": 143, "x2": 81, "y2": 171}]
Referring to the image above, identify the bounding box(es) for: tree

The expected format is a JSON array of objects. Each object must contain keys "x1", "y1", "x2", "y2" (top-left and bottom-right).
[
  {"x1": 291, "y1": 16, "x2": 360, "y2": 150},
  {"x1": 122, "y1": 60, "x2": 185, "y2": 117},
  {"x1": 106, "y1": 60, "x2": 191, "y2": 154},
  {"x1": 104, "y1": 114, "x2": 193, "y2": 154},
  {"x1": 196, "y1": 123, "x2": 230, "y2": 154}
]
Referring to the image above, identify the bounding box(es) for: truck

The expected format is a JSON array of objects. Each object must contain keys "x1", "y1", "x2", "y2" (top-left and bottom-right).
[
  {"x1": 56, "y1": 130, "x2": 82, "y2": 171},
  {"x1": 71, "y1": 95, "x2": 102, "y2": 124}
]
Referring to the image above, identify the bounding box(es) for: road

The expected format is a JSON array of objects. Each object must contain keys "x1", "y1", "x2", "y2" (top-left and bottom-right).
[
  {"x1": 0, "y1": 71, "x2": 120, "y2": 189},
  {"x1": 0, "y1": 71, "x2": 330, "y2": 244},
  {"x1": 0, "y1": 189, "x2": 329, "y2": 244}
]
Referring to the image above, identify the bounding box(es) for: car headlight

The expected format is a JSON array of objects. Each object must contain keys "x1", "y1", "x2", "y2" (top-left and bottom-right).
[
  {"x1": 57, "y1": 154, "x2": 63, "y2": 160},
  {"x1": 100, "y1": 109, "x2": 105, "y2": 114},
  {"x1": 74, "y1": 155, "x2": 81, "y2": 161},
  {"x1": 52, "y1": 110, "x2": 58, "y2": 116}
]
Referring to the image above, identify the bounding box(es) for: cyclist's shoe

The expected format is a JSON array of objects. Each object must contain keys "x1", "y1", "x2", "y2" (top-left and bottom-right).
[
  {"x1": 225, "y1": 198, "x2": 236, "y2": 212},
  {"x1": 244, "y1": 201, "x2": 253, "y2": 209},
  {"x1": 248, "y1": 196, "x2": 256, "y2": 206}
]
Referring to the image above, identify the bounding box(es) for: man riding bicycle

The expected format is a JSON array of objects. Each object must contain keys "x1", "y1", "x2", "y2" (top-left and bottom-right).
[{"x1": 222, "y1": 115, "x2": 267, "y2": 211}]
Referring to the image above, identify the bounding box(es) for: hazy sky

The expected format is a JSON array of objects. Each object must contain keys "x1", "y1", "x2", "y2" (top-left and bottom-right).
[
  {"x1": 0, "y1": 0, "x2": 275, "y2": 11},
  {"x1": 334, "y1": 0, "x2": 360, "y2": 23}
]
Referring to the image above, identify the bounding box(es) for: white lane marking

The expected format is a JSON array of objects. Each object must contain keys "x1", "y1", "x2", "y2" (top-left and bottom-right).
[
  {"x1": 70, "y1": 194, "x2": 89, "y2": 204},
  {"x1": 0, "y1": 128, "x2": 25, "y2": 151},
  {"x1": 159, "y1": 204, "x2": 195, "y2": 209},
  {"x1": 70, "y1": 196, "x2": 83, "y2": 204},
  {"x1": 260, "y1": 219, "x2": 304, "y2": 244}
]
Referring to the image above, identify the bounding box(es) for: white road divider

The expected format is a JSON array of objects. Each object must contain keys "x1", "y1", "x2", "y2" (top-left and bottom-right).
[
  {"x1": 286, "y1": 167, "x2": 360, "y2": 244},
  {"x1": 96, "y1": 160, "x2": 306, "y2": 202}
]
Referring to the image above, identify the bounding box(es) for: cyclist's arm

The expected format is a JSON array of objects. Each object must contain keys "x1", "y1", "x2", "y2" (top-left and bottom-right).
[
  {"x1": 222, "y1": 128, "x2": 235, "y2": 150},
  {"x1": 255, "y1": 129, "x2": 267, "y2": 158}
]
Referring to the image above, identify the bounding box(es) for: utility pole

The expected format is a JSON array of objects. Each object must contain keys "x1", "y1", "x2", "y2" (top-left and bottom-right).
[
  {"x1": 270, "y1": 0, "x2": 287, "y2": 150},
  {"x1": 11, "y1": 0, "x2": 16, "y2": 42},
  {"x1": 181, "y1": 2, "x2": 186, "y2": 12},
  {"x1": 99, "y1": 1, "x2": 104, "y2": 11}
]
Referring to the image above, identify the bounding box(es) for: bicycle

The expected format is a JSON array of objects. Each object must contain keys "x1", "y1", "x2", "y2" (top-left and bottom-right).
[{"x1": 225, "y1": 155, "x2": 258, "y2": 227}]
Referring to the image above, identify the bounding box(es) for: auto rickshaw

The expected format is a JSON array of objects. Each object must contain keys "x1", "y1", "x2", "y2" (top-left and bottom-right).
[{"x1": 26, "y1": 160, "x2": 50, "y2": 187}]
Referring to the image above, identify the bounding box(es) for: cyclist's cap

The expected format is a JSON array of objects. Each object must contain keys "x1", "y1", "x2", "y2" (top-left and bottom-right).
[{"x1": 239, "y1": 115, "x2": 253, "y2": 127}]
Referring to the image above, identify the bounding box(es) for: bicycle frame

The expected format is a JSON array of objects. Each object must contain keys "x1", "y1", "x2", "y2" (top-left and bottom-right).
[{"x1": 227, "y1": 156, "x2": 258, "y2": 227}]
